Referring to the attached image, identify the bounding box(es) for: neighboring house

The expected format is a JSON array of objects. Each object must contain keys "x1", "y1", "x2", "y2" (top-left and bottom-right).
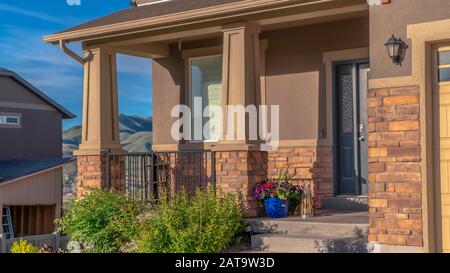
[
  {"x1": 44, "y1": 0, "x2": 450, "y2": 252},
  {"x1": 0, "y1": 68, "x2": 75, "y2": 241}
]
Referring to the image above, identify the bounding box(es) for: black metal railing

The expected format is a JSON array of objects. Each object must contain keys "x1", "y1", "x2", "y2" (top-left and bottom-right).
[{"x1": 106, "y1": 150, "x2": 216, "y2": 202}]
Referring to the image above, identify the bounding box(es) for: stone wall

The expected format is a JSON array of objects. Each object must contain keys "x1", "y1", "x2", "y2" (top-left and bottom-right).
[
  {"x1": 215, "y1": 151, "x2": 268, "y2": 217},
  {"x1": 367, "y1": 85, "x2": 423, "y2": 247},
  {"x1": 267, "y1": 146, "x2": 333, "y2": 207}
]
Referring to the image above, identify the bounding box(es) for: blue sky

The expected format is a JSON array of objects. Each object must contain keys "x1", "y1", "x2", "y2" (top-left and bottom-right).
[{"x1": 0, "y1": 0, "x2": 153, "y2": 129}]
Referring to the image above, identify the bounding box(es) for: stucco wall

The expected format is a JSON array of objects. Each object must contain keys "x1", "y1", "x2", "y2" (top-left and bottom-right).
[
  {"x1": 0, "y1": 106, "x2": 62, "y2": 160},
  {"x1": 0, "y1": 75, "x2": 63, "y2": 160},
  {"x1": 152, "y1": 45, "x2": 185, "y2": 146},
  {"x1": 0, "y1": 77, "x2": 52, "y2": 106},
  {"x1": 151, "y1": 17, "x2": 369, "y2": 145},
  {"x1": 370, "y1": 0, "x2": 450, "y2": 79},
  {"x1": 263, "y1": 17, "x2": 369, "y2": 140}
]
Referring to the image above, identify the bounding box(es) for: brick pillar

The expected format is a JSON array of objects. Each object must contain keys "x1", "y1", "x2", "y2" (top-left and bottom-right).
[
  {"x1": 367, "y1": 86, "x2": 423, "y2": 250},
  {"x1": 215, "y1": 150, "x2": 267, "y2": 218},
  {"x1": 76, "y1": 154, "x2": 107, "y2": 198},
  {"x1": 74, "y1": 44, "x2": 125, "y2": 198}
]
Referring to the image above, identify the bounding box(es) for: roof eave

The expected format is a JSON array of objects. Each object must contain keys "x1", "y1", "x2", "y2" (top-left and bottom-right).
[{"x1": 43, "y1": 0, "x2": 337, "y2": 44}]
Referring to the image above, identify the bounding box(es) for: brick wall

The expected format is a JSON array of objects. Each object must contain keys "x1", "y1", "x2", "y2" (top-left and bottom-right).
[
  {"x1": 215, "y1": 151, "x2": 268, "y2": 217},
  {"x1": 267, "y1": 146, "x2": 333, "y2": 207},
  {"x1": 77, "y1": 155, "x2": 107, "y2": 198},
  {"x1": 367, "y1": 86, "x2": 423, "y2": 247}
]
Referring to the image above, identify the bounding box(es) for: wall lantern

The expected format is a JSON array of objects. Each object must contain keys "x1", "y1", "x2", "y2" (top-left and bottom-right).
[{"x1": 385, "y1": 35, "x2": 409, "y2": 66}]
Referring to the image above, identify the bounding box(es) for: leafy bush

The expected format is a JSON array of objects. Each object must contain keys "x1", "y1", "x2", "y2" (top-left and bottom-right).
[
  {"x1": 10, "y1": 240, "x2": 39, "y2": 253},
  {"x1": 137, "y1": 189, "x2": 243, "y2": 253},
  {"x1": 57, "y1": 188, "x2": 141, "y2": 253}
]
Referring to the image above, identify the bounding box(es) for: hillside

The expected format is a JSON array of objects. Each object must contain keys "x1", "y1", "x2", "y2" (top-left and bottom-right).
[{"x1": 63, "y1": 114, "x2": 153, "y2": 157}]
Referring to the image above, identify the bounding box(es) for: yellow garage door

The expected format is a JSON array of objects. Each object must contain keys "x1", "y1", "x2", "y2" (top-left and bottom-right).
[{"x1": 434, "y1": 46, "x2": 450, "y2": 253}]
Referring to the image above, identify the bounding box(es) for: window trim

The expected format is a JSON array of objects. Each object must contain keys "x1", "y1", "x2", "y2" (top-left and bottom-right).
[
  {"x1": 0, "y1": 112, "x2": 22, "y2": 128},
  {"x1": 188, "y1": 54, "x2": 223, "y2": 143}
]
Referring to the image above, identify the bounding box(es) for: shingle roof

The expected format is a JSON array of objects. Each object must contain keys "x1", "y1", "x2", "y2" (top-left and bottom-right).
[
  {"x1": 58, "y1": 0, "x2": 245, "y2": 34},
  {"x1": 0, "y1": 158, "x2": 75, "y2": 184},
  {"x1": 0, "y1": 68, "x2": 76, "y2": 119}
]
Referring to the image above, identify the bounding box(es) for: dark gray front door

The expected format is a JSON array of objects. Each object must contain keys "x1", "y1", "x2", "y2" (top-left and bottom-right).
[{"x1": 335, "y1": 62, "x2": 369, "y2": 196}]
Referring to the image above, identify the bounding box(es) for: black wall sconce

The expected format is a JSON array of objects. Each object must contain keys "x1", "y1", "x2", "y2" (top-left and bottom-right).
[{"x1": 385, "y1": 35, "x2": 409, "y2": 66}]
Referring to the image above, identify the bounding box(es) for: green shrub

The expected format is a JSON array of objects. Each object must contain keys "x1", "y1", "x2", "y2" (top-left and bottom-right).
[
  {"x1": 10, "y1": 240, "x2": 39, "y2": 253},
  {"x1": 137, "y1": 189, "x2": 243, "y2": 253},
  {"x1": 57, "y1": 188, "x2": 141, "y2": 253}
]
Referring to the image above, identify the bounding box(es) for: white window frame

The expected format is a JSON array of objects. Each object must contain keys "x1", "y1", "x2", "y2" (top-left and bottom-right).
[
  {"x1": 0, "y1": 114, "x2": 21, "y2": 127},
  {"x1": 188, "y1": 54, "x2": 223, "y2": 143}
]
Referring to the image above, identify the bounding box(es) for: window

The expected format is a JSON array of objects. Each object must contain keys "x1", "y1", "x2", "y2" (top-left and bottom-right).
[
  {"x1": 438, "y1": 50, "x2": 450, "y2": 83},
  {"x1": 189, "y1": 55, "x2": 222, "y2": 141},
  {"x1": 0, "y1": 114, "x2": 21, "y2": 126}
]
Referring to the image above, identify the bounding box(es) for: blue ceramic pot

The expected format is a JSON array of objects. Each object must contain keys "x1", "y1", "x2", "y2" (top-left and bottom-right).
[{"x1": 264, "y1": 197, "x2": 289, "y2": 218}]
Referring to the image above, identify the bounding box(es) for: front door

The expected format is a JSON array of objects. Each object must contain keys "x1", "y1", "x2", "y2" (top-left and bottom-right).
[
  {"x1": 335, "y1": 61, "x2": 369, "y2": 196},
  {"x1": 433, "y1": 45, "x2": 450, "y2": 253}
]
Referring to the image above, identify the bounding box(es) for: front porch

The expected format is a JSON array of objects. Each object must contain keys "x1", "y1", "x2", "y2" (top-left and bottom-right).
[
  {"x1": 65, "y1": 0, "x2": 372, "y2": 213},
  {"x1": 44, "y1": 0, "x2": 429, "y2": 252}
]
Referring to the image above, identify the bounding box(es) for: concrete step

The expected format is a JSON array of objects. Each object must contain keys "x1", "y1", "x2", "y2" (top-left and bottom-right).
[
  {"x1": 247, "y1": 212, "x2": 369, "y2": 238},
  {"x1": 321, "y1": 196, "x2": 368, "y2": 211},
  {"x1": 251, "y1": 233, "x2": 368, "y2": 253}
]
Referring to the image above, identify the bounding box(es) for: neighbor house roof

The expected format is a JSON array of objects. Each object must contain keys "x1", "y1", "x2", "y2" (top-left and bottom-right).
[
  {"x1": 0, "y1": 68, "x2": 76, "y2": 119},
  {"x1": 0, "y1": 158, "x2": 75, "y2": 185},
  {"x1": 44, "y1": 0, "x2": 326, "y2": 43}
]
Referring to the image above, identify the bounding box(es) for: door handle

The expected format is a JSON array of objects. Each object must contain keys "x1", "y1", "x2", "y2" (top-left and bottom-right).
[{"x1": 359, "y1": 124, "x2": 366, "y2": 142}]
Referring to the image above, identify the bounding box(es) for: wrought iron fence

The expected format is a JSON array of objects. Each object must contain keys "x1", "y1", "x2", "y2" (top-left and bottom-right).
[{"x1": 106, "y1": 150, "x2": 216, "y2": 202}]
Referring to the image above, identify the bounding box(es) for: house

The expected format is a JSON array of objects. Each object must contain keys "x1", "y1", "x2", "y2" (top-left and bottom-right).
[
  {"x1": 44, "y1": 0, "x2": 450, "y2": 252},
  {"x1": 0, "y1": 68, "x2": 75, "y2": 242}
]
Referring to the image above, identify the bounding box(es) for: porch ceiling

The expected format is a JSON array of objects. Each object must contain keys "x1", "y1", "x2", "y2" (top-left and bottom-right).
[{"x1": 43, "y1": 0, "x2": 367, "y2": 47}]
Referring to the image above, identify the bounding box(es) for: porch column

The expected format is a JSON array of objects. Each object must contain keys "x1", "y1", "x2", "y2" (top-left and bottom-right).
[
  {"x1": 214, "y1": 22, "x2": 267, "y2": 218},
  {"x1": 75, "y1": 44, "x2": 124, "y2": 198},
  {"x1": 220, "y1": 22, "x2": 261, "y2": 145}
]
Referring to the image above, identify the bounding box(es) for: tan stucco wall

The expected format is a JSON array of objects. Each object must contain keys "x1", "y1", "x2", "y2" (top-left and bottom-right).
[
  {"x1": 151, "y1": 18, "x2": 368, "y2": 145},
  {"x1": 0, "y1": 167, "x2": 62, "y2": 205},
  {"x1": 152, "y1": 45, "x2": 185, "y2": 146},
  {"x1": 263, "y1": 17, "x2": 369, "y2": 140},
  {"x1": 370, "y1": 0, "x2": 450, "y2": 79}
]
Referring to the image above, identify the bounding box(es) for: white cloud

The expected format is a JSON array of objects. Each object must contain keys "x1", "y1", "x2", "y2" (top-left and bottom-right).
[
  {"x1": 0, "y1": 26, "x2": 84, "y2": 101},
  {"x1": 0, "y1": 3, "x2": 65, "y2": 24}
]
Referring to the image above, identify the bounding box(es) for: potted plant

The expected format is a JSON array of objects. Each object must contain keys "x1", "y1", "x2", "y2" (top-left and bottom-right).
[{"x1": 253, "y1": 167, "x2": 303, "y2": 218}]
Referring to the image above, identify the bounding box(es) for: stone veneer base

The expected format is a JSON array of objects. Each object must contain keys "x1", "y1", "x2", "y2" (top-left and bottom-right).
[
  {"x1": 267, "y1": 146, "x2": 333, "y2": 208},
  {"x1": 367, "y1": 85, "x2": 423, "y2": 248},
  {"x1": 215, "y1": 150, "x2": 267, "y2": 218}
]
